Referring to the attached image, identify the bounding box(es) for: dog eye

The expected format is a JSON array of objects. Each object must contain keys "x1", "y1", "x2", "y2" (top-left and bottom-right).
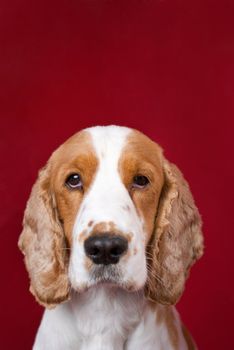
[
  {"x1": 65, "y1": 173, "x2": 83, "y2": 190},
  {"x1": 132, "y1": 175, "x2": 149, "y2": 188}
]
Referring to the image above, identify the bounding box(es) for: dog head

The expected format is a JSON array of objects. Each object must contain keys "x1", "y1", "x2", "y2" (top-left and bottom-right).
[{"x1": 18, "y1": 126, "x2": 203, "y2": 308}]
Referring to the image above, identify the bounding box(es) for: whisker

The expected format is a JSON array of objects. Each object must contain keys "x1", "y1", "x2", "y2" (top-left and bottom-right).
[{"x1": 146, "y1": 264, "x2": 173, "y2": 298}]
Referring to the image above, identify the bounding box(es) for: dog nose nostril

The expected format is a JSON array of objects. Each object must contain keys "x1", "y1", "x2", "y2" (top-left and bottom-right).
[
  {"x1": 89, "y1": 247, "x2": 101, "y2": 257},
  {"x1": 110, "y1": 247, "x2": 122, "y2": 257},
  {"x1": 84, "y1": 239, "x2": 104, "y2": 259},
  {"x1": 84, "y1": 234, "x2": 128, "y2": 265}
]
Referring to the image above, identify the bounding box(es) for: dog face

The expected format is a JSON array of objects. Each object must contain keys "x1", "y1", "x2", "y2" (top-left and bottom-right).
[{"x1": 18, "y1": 126, "x2": 203, "y2": 308}]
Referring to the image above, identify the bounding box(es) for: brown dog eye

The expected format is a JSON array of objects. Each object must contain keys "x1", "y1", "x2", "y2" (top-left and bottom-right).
[
  {"x1": 132, "y1": 175, "x2": 149, "y2": 188},
  {"x1": 65, "y1": 173, "x2": 83, "y2": 190}
]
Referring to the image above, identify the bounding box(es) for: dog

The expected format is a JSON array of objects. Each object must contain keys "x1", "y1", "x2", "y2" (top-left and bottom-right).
[{"x1": 19, "y1": 125, "x2": 203, "y2": 349}]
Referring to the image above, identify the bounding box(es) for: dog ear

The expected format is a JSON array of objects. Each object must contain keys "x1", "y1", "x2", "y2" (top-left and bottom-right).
[
  {"x1": 145, "y1": 159, "x2": 204, "y2": 305},
  {"x1": 18, "y1": 164, "x2": 70, "y2": 308}
]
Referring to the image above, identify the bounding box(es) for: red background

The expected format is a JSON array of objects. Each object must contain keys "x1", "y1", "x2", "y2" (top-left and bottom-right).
[{"x1": 1, "y1": 0, "x2": 233, "y2": 348}]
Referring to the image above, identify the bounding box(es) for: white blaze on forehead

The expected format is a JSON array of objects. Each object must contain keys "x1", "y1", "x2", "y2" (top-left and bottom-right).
[
  {"x1": 86, "y1": 125, "x2": 131, "y2": 163},
  {"x1": 81, "y1": 125, "x2": 134, "y2": 228}
]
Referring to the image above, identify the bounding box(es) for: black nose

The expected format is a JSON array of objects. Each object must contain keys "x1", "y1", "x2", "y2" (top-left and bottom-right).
[{"x1": 84, "y1": 234, "x2": 128, "y2": 265}]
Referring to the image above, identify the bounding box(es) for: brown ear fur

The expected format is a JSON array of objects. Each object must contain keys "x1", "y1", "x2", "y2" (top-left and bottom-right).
[
  {"x1": 18, "y1": 165, "x2": 70, "y2": 308},
  {"x1": 146, "y1": 159, "x2": 204, "y2": 305}
]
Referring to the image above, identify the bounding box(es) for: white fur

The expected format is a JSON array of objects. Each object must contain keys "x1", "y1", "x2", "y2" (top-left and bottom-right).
[
  {"x1": 33, "y1": 126, "x2": 189, "y2": 350},
  {"x1": 34, "y1": 286, "x2": 187, "y2": 350}
]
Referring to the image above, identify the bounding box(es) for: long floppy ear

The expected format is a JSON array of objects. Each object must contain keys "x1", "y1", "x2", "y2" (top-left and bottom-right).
[
  {"x1": 18, "y1": 165, "x2": 70, "y2": 308},
  {"x1": 145, "y1": 159, "x2": 204, "y2": 305}
]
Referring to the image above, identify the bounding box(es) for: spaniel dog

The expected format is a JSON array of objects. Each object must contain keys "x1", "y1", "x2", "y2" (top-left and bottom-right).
[{"x1": 18, "y1": 125, "x2": 203, "y2": 350}]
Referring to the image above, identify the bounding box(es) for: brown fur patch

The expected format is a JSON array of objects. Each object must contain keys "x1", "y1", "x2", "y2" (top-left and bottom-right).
[
  {"x1": 119, "y1": 129, "x2": 164, "y2": 242},
  {"x1": 51, "y1": 131, "x2": 98, "y2": 246},
  {"x1": 18, "y1": 130, "x2": 99, "y2": 308},
  {"x1": 89, "y1": 221, "x2": 133, "y2": 243},
  {"x1": 91, "y1": 222, "x2": 109, "y2": 234}
]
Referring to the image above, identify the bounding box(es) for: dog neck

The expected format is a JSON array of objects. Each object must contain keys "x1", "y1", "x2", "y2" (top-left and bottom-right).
[{"x1": 68, "y1": 285, "x2": 146, "y2": 349}]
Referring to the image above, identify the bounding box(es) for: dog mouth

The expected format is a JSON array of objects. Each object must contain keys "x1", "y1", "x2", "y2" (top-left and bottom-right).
[
  {"x1": 89, "y1": 265, "x2": 139, "y2": 292},
  {"x1": 91, "y1": 265, "x2": 122, "y2": 284},
  {"x1": 71, "y1": 265, "x2": 139, "y2": 293}
]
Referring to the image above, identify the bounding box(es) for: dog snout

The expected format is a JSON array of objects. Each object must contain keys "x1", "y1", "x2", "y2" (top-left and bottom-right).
[{"x1": 84, "y1": 234, "x2": 128, "y2": 265}]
